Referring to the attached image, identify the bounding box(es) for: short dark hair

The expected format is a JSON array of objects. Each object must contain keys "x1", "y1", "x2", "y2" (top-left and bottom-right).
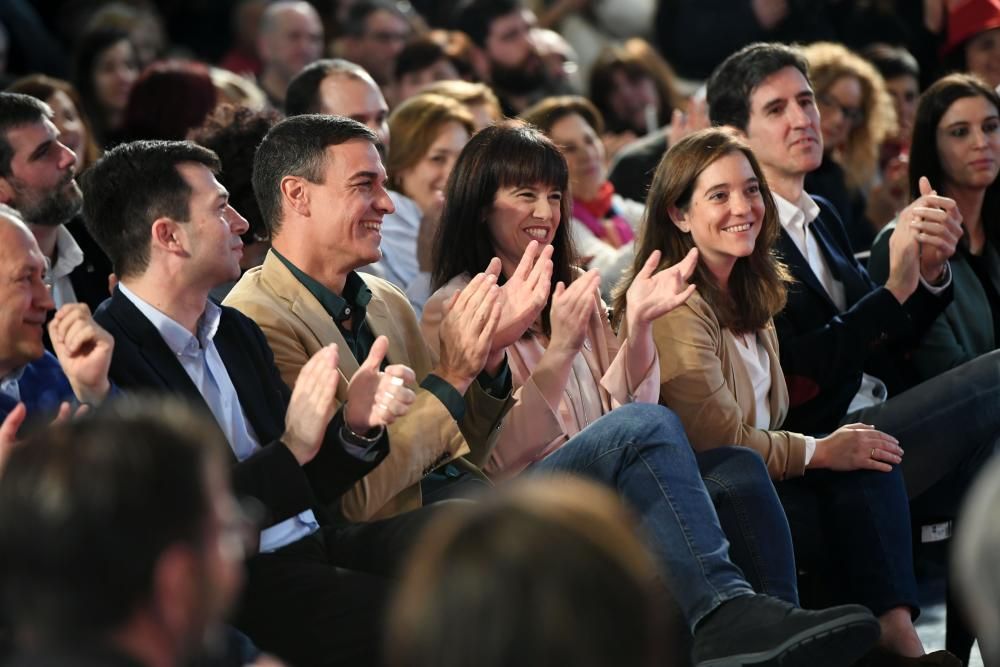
[
  {"x1": 432, "y1": 121, "x2": 573, "y2": 336},
  {"x1": 341, "y1": 0, "x2": 406, "y2": 38},
  {"x1": 80, "y1": 139, "x2": 221, "y2": 278},
  {"x1": 861, "y1": 43, "x2": 920, "y2": 82},
  {"x1": 0, "y1": 398, "x2": 227, "y2": 643},
  {"x1": 285, "y1": 58, "x2": 373, "y2": 117},
  {"x1": 253, "y1": 114, "x2": 378, "y2": 236},
  {"x1": 0, "y1": 92, "x2": 51, "y2": 177},
  {"x1": 452, "y1": 0, "x2": 522, "y2": 48},
  {"x1": 909, "y1": 73, "x2": 1000, "y2": 246},
  {"x1": 707, "y1": 42, "x2": 811, "y2": 132},
  {"x1": 191, "y1": 104, "x2": 281, "y2": 245}
]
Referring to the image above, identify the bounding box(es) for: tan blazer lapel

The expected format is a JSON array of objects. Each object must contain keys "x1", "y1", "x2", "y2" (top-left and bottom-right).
[
  {"x1": 723, "y1": 329, "x2": 758, "y2": 428},
  {"x1": 363, "y1": 284, "x2": 408, "y2": 367},
  {"x1": 260, "y1": 253, "x2": 354, "y2": 401}
]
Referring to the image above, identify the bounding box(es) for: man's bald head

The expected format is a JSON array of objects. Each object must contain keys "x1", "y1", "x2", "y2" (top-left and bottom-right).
[{"x1": 258, "y1": 1, "x2": 324, "y2": 82}]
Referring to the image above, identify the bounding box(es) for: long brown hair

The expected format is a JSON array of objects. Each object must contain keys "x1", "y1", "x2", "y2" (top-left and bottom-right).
[{"x1": 612, "y1": 128, "x2": 790, "y2": 333}]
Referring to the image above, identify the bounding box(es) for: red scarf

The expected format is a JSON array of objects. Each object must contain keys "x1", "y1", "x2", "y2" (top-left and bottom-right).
[{"x1": 573, "y1": 182, "x2": 634, "y2": 248}]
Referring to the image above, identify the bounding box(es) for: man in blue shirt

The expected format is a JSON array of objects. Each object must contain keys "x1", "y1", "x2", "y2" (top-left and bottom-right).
[{"x1": 0, "y1": 203, "x2": 113, "y2": 434}]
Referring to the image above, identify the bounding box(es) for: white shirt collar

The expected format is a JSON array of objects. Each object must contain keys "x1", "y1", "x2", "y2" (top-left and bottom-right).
[
  {"x1": 772, "y1": 190, "x2": 820, "y2": 235},
  {"x1": 118, "y1": 283, "x2": 221, "y2": 358},
  {"x1": 49, "y1": 225, "x2": 85, "y2": 281}
]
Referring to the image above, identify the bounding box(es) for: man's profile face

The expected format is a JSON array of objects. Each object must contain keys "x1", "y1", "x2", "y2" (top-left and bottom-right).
[
  {"x1": 743, "y1": 66, "x2": 824, "y2": 192},
  {"x1": 0, "y1": 119, "x2": 82, "y2": 227},
  {"x1": 299, "y1": 139, "x2": 394, "y2": 270},
  {"x1": 484, "y1": 9, "x2": 545, "y2": 94},
  {"x1": 0, "y1": 218, "x2": 55, "y2": 377},
  {"x1": 318, "y1": 74, "x2": 390, "y2": 147},
  {"x1": 173, "y1": 162, "x2": 249, "y2": 289},
  {"x1": 260, "y1": 4, "x2": 324, "y2": 79}
]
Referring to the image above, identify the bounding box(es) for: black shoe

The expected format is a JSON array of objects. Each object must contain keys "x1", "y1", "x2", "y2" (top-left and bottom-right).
[
  {"x1": 853, "y1": 647, "x2": 963, "y2": 667},
  {"x1": 692, "y1": 594, "x2": 881, "y2": 667}
]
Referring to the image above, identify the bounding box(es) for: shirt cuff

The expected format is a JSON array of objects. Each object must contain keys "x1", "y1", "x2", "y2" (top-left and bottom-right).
[
  {"x1": 476, "y1": 356, "x2": 512, "y2": 398},
  {"x1": 339, "y1": 424, "x2": 386, "y2": 462},
  {"x1": 421, "y1": 374, "x2": 466, "y2": 422},
  {"x1": 919, "y1": 261, "x2": 951, "y2": 294},
  {"x1": 804, "y1": 436, "x2": 817, "y2": 465}
]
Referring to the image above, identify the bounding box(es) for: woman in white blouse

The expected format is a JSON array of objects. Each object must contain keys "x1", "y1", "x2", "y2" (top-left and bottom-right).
[{"x1": 615, "y1": 127, "x2": 943, "y2": 662}]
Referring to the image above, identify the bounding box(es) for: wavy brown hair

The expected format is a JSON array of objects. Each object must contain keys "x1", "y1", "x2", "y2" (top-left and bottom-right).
[
  {"x1": 387, "y1": 93, "x2": 475, "y2": 192},
  {"x1": 612, "y1": 128, "x2": 790, "y2": 334},
  {"x1": 803, "y1": 41, "x2": 897, "y2": 191}
]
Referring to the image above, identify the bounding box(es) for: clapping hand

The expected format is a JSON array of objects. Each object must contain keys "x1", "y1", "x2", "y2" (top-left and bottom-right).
[
  {"x1": 909, "y1": 176, "x2": 962, "y2": 283},
  {"x1": 492, "y1": 240, "x2": 554, "y2": 350},
  {"x1": 434, "y1": 271, "x2": 503, "y2": 394},
  {"x1": 283, "y1": 344, "x2": 342, "y2": 465},
  {"x1": 344, "y1": 336, "x2": 417, "y2": 433},
  {"x1": 549, "y1": 269, "x2": 601, "y2": 354},
  {"x1": 625, "y1": 249, "x2": 698, "y2": 335}
]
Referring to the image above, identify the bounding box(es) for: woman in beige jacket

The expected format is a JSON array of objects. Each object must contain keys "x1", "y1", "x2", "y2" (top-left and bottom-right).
[{"x1": 615, "y1": 128, "x2": 943, "y2": 662}]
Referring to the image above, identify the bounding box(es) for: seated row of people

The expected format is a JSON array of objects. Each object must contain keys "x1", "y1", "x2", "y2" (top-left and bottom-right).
[{"x1": 1, "y1": 38, "x2": 999, "y2": 667}]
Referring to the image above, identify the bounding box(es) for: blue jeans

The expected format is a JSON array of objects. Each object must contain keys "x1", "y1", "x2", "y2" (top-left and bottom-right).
[
  {"x1": 698, "y1": 447, "x2": 799, "y2": 605},
  {"x1": 530, "y1": 403, "x2": 771, "y2": 629}
]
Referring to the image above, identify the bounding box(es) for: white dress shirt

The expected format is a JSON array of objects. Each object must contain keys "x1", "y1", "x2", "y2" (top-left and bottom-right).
[{"x1": 49, "y1": 225, "x2": 84, "y2": 308}]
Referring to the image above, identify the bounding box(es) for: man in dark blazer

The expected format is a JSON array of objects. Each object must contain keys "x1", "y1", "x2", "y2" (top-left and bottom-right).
[
  {"x1": 81, "y1": 138, "x2": 430, "y2": 667},
  {"x1": 707, "y1": 41, "x2": 999, "y2": 503}
]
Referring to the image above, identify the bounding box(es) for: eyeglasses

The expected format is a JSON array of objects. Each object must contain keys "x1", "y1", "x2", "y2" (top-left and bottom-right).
[{"x1": 818, "y1": 94, "x2": 865, "y2": 128}]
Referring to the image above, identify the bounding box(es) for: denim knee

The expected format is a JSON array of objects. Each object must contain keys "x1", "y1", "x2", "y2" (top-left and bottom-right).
[{"x1": 612, "y1": 403, "x2": 688, "y2": 444}]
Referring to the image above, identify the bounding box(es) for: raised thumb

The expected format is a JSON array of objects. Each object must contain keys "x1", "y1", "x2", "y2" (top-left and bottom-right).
[
  {"x1": 360, "y1": 335, "x2": 389, "y2": 372},
  {"x1": 919, "y1": 175, "x2": 934, "y2": 197}
]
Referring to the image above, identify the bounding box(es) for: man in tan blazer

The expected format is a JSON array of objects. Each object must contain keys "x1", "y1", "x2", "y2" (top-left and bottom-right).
[{"x1": 226, "y1": 114, "x2": 512, "y2": 521}]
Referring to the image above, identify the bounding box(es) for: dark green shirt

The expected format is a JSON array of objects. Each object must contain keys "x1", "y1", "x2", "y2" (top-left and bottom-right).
[{"x1": 272, "y1": 250, "x2": 509, "y2": 421}]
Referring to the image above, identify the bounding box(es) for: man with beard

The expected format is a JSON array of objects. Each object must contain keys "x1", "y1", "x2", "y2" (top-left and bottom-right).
[
  {"x1": 0, "y1": 92, "x2": 110, "y2": 313},
  {"x1": 454, "y1": 0, "x2": 573, "y2": 115}
]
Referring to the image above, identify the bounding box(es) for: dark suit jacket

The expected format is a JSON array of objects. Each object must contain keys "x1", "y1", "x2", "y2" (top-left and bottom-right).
[
  {"x1": 65, "y1": 218, "x2": 113, "y2": 314},
  {"x1": 94, "y1": 287, "x2": 388, "y2": 530},
  {"x1": 773, "y1": 197, "x2": 951, "y2": 435}
]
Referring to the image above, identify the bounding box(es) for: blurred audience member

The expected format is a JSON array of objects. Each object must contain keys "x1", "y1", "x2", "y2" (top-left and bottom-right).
[
  {"x1": 0, "y1": 92, "x2": 113, "y2": 313},
  {"x1": 392, "y1": 34, "x2": 464, "y2": 106},
  {"x1": 285, "y1": 58, "x2": 390, "y2": 147},
  {"x1": 334, "y1": 0, "x2": 413, "y2": 88},
  {"x1": 954, "y1": 451, "x2": 1000, "y2": 667},
  {"x1": 6, "y1": 74, "x2": 101, "y2": 173},
  {"x1": 210, "y1": 66, "x2": 268, "y2": 111},
  {"x1": 191, "y1": 104, "x2": 282, "y2": 293},
  {"x1": 870, "y1": 74, "x2": 1000, "y2": 380},
  {"x1": 454, "y1": 0, "x2": 569, "y2": 115},
  {"x1": 72, "y1": 27, "x2": 140, "y2": 148},
  {"x1": 370, "y1": 93, "x2": 474, "y2": 313},
  {"x1": 256, "y1": 0, "x2": 324, "y2": 111},
  {"x1": 863, "y1": 43, "x2": 921, "y2": 160},
  {"x1": 942, "y1": 0, "x2": 1000, "y2": 89},
  {"x1": 387, "y1": 476, "x2": 670, "y2": 667},
  {"x1": 589, "y1": 38, "x2": 684, "y2": 143},
  {"x1": 220, "y1": 0, "x2": 268, "y2": 77},
  {"x1": 532, "y1": 28, "x2": 582, "y2": 95},
  {"x1": 0, "y1": 399, "x2": 244, "y2": 667},
  {"x1": 421, "y1": 79, "x2": 503, "y2": 130},
  {"x1": 521, "y1": 95, "x2": 642, "y2": 296},
  {"x1": 121, "y1": 60, "x2": 218, "y2": 142},
  {"x1": 83, "y1": 1, "x2": 167, "y2": 70},
  {"x1": 803, "y1": 41, "x2": 899, "y2": 252}
]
